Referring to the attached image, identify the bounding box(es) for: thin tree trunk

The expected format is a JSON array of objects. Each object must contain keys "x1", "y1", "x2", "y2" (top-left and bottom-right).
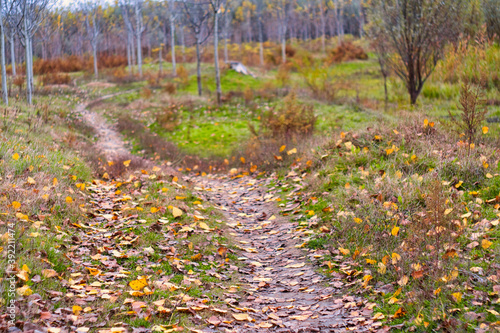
[
  {"x1": 158, "y1": 46, "x2": 162, "y2": 77},
  {"x1": 93, "y1": 44, "x2": 98, "y2": 80},
  {"x1": 281, "y1": 25, "x2": 286, "y2": 64},
  {"x1": 195, "y1": 36, "x2": 201, "y2": 96},
  {"x1": 170, "y1": 15, "x2": 176, "y2": 76},
  {"x1": 10, "y1": 33, "x2": 15, "y2": 76},
  {"x1": 135, "y1": 0, "x2": 143, "y2": 78},
  {"x1": 0, "y1": 21, "x2": 8, "y2": 105},
  {"x1": 126, "y1": 36, "x2": 132, "y2": 74},
  {"x1": 24, "y1": 13, "x2": 32, "y2": 105},
  {"x1": 180, "y1": 26, "x2": 185, "y2": 63},
  {"x1": 214, "y1": 9, "x2": 221, "y2": 105},
  {"x1": 258, "y1": 16, "x2": 264, "y2": 66},
  {"x1": 224, "y1": 34, "x2": 228, "y2": 63}
]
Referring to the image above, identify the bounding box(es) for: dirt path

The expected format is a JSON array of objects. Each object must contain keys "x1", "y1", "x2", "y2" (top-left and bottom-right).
[
  {"x1": 76, "y1": 91, "x2": 136, "y2": 160},
  {"x1": 188, "y1": 174, "x2": 378, "y2": 332},
  {"x1": 76, "y1": 99, "x2": 380, "y2": 332}
]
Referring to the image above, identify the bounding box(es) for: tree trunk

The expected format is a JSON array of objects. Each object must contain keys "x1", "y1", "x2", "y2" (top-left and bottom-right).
[
  {"x1": 0, "y1": 21, "x2": 8, "y2": 105},
  {"x1": 24, "y1": 13, "x2": 32, "y2": 105},
  {"x1": 214, "y1": 9, "x2": 221, "y2": 105},
  {"x1": 180, "y1": 26, "x2": 185, "y2": 63},
  {"x1": 136, "y1": 33, "x2": 142, "y2": 77},
  {"x1": 258, "y1": 15, "x2": 264, "y2": 66},
  {"x1": 126, "y1": 36, "x2": 132, "y2": 74},
  {"x1": 10, "y1": 33, "x2": 15, "y2": 76},
  {"x1": 93, "y1": 45, "x2": 98, "y2": 80},
  {"x1": 195, "y1": 36, "x2": 202, "y2": 96},
  {"x1": 281, "y1": 26, "x2": 286, "y2": 64},
  {"x1": 383, "y1": 74, "x2": 388, "y2": 111},
  {"x1": 170, "y1": 14, "x2": 176, "y2": 76},
  {"x1": 224, "y1": 33, "x2": 228, "y2": 63},
  {"x1": 159, "y1": 46, "x2": 162, "y2": 77},
  {"x1": 135, "y1": 0, "x2": 143, "y2": 78}
]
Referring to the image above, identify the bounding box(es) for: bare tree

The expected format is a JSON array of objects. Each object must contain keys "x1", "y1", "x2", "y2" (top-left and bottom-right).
[
  {"x1": 13, "y1": 0, "x2": 53, "y2": 105},
  {"x1": 208, "y1": 0, "x2": 226, "y2": 105},
  {"x1": 367, "y1": 0, "x2": 466, "y2": 105},
  {"x1": 182, "y1": 0, "x2": 211, "y2": 96},
  {"x1": 81, "y1": 0, "x2": 102, "y2": 80}
]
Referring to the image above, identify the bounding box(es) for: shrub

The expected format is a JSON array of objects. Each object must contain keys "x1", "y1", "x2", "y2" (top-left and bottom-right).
[
  {"x1": 164, "y1": 82, "x2": 177, "y2": 95},
  {"x1": 243, "y1": 87, "x2": 254, "y2": 105},
  {"x1": 328, "y1": 41, "x2": 368, "y2": 63},
  {"x1": 175, "y1": 65, "x2": 189, "y2": 88},
  {"x1": 261, "y1": 92, "x2": 316, "y2": 140},
  {"x1": 448, "y1": 80, "x2": 488, "y2": 152},
  {"x1": 141, "y1": 87, "x2": 152, "y2": 99},
  {"x1": 154, "y1": 105, "x2": 181, "y2": 131},
  {"x1": 298, "y1": 63, "x2": 336, "y2": 102},
  {"x1": 276, "y1": 64, "x2": 291, "y2": 88},
  {"x1": 13, "y1": 75, "x2": 24, "y2": 95},
  {"x1": 41, "y1": 73, "x2": 71, "y2": 85}
]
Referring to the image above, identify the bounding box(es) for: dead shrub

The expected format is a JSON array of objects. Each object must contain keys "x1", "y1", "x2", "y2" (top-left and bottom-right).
[
  {"x1": 108, "y1": 67, "x2": 135, "y2": 84},
  {"x1": 164, "y1": 82, "x2": 177, "y2": 95},
  {"x1": 175, "y1": 65, "x2": 189, "y2": 88},
  {"x1": 243, "y1": 87, "x2": 254, "y2": 105},
  {"x1": 328, "y1": 41, "x2": 368, "y2": 63},
  {"x1": 448, "y1": 80, "x2": 488, "y2": 152},
  {"x1": 141, "y1": 87, "x2": 152, "y2": 99},
  {"x1": 41, "y1": 73, "x2": 71, "y2": 86},
  {"x1": 154, "y1": 105, "x2": 181, "y2": 131},
  {"x1": 276, "y1": 64, "x2": 291, "y2": 88},
  {"x1": 261, "y1": 92, "x2": 316, "y2": 140},
  {"x1": 13, "y1": 75, "x2": 24, "y2": 95}
]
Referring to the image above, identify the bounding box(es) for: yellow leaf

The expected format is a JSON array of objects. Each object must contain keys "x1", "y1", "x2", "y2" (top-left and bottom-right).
[
  {"x1": 250, "y1": 164, "x2": 257, "y2": 173},
  {"x1": 455, "y1": 181, "x2": 463, "y2": 188},
  {"x1": 386, "y1": 147, "x2": 394, "y2": 155},
  {"x1": 129, "y1": 277, "x2": 148, "y2": 291},
  {"x1": 287, "y1": 148, "x2": 297, "y2": 155},
  {"x1": 434, "y1": 288, "x2": 441, "y2": 295},
  {"x1": 12, "y1": 201, "x2": 21, "y2": 210},
  {"x1": 172, "y1": 206, "x2": 182, "y2": 218},
  {"x1": 486, "y1": 309, "x2": 500, "y2": 316},
  {"x1": 73, "y1": 305, "x2": 83, "y2": 315},
  {"x1": 483, "y1": 160, "x2": 489, "y2": 169},
  {"x1": 452, "y1": 292, "x2": 462, "y2": 303},
  {"x1": 150, "y1": 207, "x2": 159, "y2": 213},
  {"x1": 366, "y1": 259, "x2": 377, "y2": 265},
  {"x1": 392, "y1": 252, "x2": 401, "y2": 264},
  {"x1": 279, "y1": 145, "x2": 286, "y2": 152},
  {"x1": 12, "y1": 153, "x2": 20, "y2": 160},
  {"x1": 398, "y1": 275, "x2": 409, "y2": 286},
  {"x1": 423, "y1": 119, "x2": 429, "y2": 127},
  {"x1": 378, "y1": 262, "x2": 387, "y2": 274},
  {"x1": 354, "y1": 217, "x2": 362, "y2": 224},
  {"x1": 16, "y1": 285, "x2": 33, "y2": 296},
  {"x1": 391, "y1": 226, "x2": 400, "y2": 236},
  {"x1": 232, "y1": 313, "x2": 253, "y2": 322},
  {"x1": 199, "y1": 222, "x2": 210, "y2": 230},
  {"x1": 482, "y1": 126, "x2": 489, "y2": 134},
  {"x1": 482, "y1": 239, "x2": 493, "y2": 249},
  {"x1": 123, "y1": 160, "x2": 131, "y2": 167},
  {"x1": 42, "y1": 269, "x2": 58, "y2": 278},
  {"x1": 27, "y1": 177, "x2": 36, "y2": 185},
  {"x1": 396, "y1": 170, "x2": 402, "y2": 179},
  {"x1": 175, "y1": 196, "x2": 186, "y2": 200},
  {"x1": 444, "y1": 208, "x2": 453, "y2": 215},
  {"x1": 240, "y1": 157, "x2": 246, "y2": 164},
  {"x1": 66, "y1": 196, "x2": 73, "y2": 204},
  {"x1": 339, "y1": 247, "x2": 350, "y2": 255}
]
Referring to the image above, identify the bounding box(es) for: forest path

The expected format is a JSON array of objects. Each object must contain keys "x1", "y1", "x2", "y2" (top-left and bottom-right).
[
  {"x1": 186, "y1": 174, "x2": 378, "y2": 332},
  {"x1": 77, "y1": 97, "x2": 379, "y2": 332}
]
